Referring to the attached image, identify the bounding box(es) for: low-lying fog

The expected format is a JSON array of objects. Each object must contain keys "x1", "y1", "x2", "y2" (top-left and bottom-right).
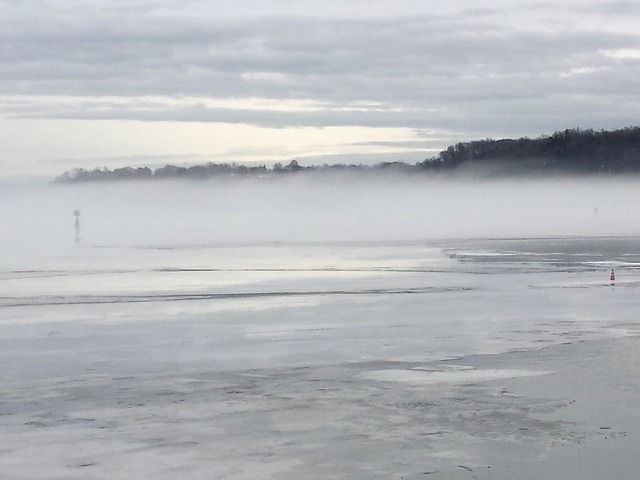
[{"x1": 2, "y1": 174, "x2": 640, "y2": 259}]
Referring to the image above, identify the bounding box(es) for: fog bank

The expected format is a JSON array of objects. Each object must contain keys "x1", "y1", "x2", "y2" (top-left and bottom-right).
[{"x1": 2, "y1": 175, "x2": 639, "y2": 259}]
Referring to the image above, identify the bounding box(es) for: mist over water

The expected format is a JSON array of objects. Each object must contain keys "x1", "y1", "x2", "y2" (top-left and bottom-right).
[{"x1": 2, "y1": 175, "x2": 639, "y2": 257}]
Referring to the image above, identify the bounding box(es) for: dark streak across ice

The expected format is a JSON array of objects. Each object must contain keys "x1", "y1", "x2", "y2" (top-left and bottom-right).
[{"x1": 0, "y1": 286, "x2": 472, "y2": 308}]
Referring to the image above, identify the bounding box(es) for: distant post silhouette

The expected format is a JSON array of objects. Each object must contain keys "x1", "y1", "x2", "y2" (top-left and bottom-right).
[{"x1": 74, "y1": 209, "x2": 81, "y2": 243}]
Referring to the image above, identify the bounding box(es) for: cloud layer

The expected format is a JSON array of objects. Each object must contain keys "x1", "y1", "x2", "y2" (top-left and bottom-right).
[{"x1": 1, "y1": 1, "x2": 639, "y2": 174}]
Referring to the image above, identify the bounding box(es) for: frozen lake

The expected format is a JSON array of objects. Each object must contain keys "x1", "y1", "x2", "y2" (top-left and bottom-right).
[{"x1": 2, "y1": 178, "x2": 640, "y2": 478}]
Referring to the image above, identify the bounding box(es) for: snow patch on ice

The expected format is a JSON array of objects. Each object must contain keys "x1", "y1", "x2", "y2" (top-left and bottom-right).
[{"x1": 361, "y1": 366, "x2": 552, "y2": 385}]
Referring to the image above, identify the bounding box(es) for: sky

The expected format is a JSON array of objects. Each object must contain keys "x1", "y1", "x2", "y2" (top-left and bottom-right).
[{"x1": 1, "y1": 0, "x2": 639, "y2": 177}]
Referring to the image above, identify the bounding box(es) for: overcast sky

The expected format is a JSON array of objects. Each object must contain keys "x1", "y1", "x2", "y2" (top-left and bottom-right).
[{"x1": 1, "y1": 0, "x2": 639, "y2": 176}]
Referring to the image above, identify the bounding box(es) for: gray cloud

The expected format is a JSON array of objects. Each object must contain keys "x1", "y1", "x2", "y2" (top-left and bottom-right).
[
  {"x1": 578, "y1": 0, "x2": 640, "y2": 14},
  {"x1": 2, "y1": 1, "x2": 639, "y2": 139}
]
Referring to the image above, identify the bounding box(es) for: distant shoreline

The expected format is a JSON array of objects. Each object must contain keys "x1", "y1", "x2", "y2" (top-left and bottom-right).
[{"x1": 55, "y1": 126, "x2": 640, "y2": 183}]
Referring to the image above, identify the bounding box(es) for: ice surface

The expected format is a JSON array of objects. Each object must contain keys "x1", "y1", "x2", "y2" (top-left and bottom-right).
[{"x1": 2, "y1": 179, "x2": 640, "y2": 478}]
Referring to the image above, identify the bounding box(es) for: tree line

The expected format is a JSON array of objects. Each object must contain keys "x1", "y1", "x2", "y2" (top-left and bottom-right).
[{"x1": 55, "y1": 126, "x2": 640, "y2": 183}]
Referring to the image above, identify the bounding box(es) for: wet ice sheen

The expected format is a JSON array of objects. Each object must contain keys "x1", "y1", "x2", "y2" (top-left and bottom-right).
[{"x1": 1, "y1": 235, "x2": 640, "y2": 479}]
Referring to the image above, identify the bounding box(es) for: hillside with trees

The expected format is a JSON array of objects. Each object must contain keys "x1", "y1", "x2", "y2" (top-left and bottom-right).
[
  {"x1": 55, "y1": 127, "x2": 640, "y2": 183},
  {"x1": 416, "y1": 127, "x2": 640, "y2": 174}
]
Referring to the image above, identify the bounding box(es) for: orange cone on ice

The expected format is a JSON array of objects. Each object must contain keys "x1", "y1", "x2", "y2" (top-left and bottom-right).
[{"x1": 610, "y1": 269, "x2": 615, "y2": 285}]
